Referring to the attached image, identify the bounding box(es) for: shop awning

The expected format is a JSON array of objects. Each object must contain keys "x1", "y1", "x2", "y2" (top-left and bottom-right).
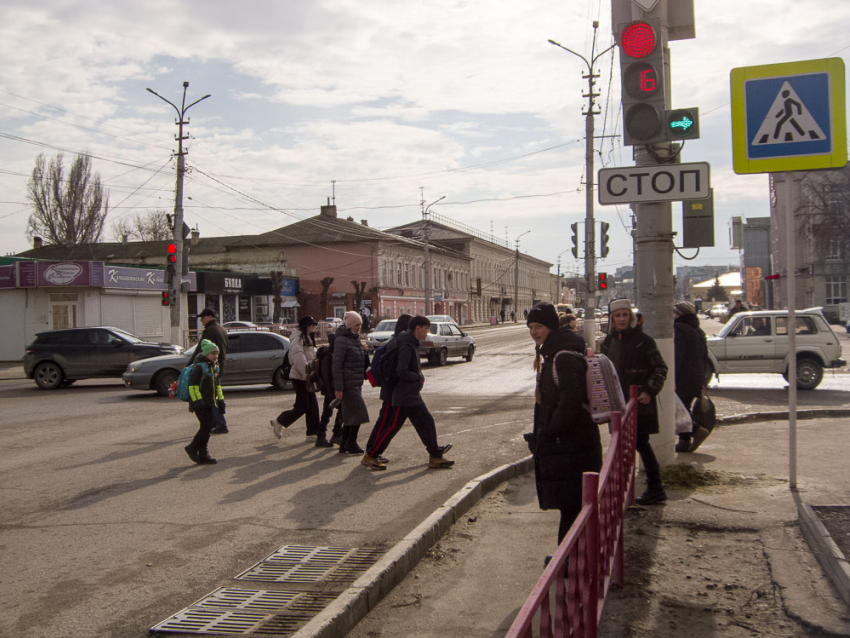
[{"x1": 282, "y1": 299, "x2": 300, "y2": 308}]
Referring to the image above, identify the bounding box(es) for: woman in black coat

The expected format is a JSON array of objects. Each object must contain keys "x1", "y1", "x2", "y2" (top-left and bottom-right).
[
  {"x1": 527, "y1": 303, "x2": 603, "y2": 545},
  {"x1": 333, "y1": 311, "x2": 370, "y2": 454},
  {"x1": 601, "y1": 298, "x2": 669, "y2": 505}
]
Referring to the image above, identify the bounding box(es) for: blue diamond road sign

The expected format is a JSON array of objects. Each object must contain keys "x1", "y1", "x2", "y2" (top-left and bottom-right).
[{"x1": 731, "y1": 58, "x2": 846, "y2": 174}]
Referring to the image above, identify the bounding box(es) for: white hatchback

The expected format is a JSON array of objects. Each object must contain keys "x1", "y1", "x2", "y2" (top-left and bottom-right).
[{"x1": 706, "y1": 308, "x2": 845, "y2": 390}]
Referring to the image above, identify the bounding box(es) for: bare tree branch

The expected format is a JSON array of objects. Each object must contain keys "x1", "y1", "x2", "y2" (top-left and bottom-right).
[{"x1": 110, "y1": 210, "x2": 171, "y2": 242}]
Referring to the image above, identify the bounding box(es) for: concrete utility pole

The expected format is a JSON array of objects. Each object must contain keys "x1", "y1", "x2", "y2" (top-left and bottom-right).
[
  {"x1": 146, "y1": 82, "x2": 210, "y2": 345},
  {"x1": 549, "y1": 23, "x2": 616, "y2": 346},
  {"x1": 514, "y1": 231, "x2": 530, "y2": 322},
  {"x1": 422, "y1": 195, "x2": 445, "y2": 315}
]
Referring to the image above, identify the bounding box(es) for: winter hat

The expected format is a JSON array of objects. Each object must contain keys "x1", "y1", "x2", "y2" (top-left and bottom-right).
[
  {"x1": 526, "y1": 302, "x2": 559, "y2": 332},
  {"x1": 673, "y1": 301, "x2": 696, "y2": 316},
  {"x1": 298, "y1": 315, "x2": 318, "y2": 331},
  {"x1": 343, "y1": 310, "x2": 362, "y2": 329},
  {"x1": 198, "y1": 308, "x2": 216, "y2": 319},
  {"x1": 199, "y1": 339, "x2": 219, "y2": 357},
  {"x1": 394, "y1": 314, "x2": 412, "y2": 336},
  {"x1": 608, "y1": 298, "x2": 638, "y2": 329}
]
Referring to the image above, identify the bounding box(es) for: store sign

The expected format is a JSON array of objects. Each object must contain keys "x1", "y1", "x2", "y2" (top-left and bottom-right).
[
  {"x1": 31, "y1": 261, "x2": 105, "y2": 287},
  {"x1": 105, "y1": 265, "x2": 197, "y2": 291},
  {"x1": 0, "y1": 265, "x2": 16, "y2": 289},
  {"x1": 280, "y1": 278, "x2": 298, "y2": 296}
]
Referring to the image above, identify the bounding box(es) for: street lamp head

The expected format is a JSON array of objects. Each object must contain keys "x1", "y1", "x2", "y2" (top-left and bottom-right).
[{"x1": 183, "y1": 81, "x2": 189, "y2": 88}]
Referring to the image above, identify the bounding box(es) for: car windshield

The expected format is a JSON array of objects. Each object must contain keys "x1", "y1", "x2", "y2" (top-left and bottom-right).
[
  {"x1": 374, "y1": 320, "x2": 397, "y2": 332},
  {"x1": 715, "y1": 317, "x2": 739, "y2": 338},
  {"x1": 110, "y1": 327, "x2": 144, "y2": 343}
]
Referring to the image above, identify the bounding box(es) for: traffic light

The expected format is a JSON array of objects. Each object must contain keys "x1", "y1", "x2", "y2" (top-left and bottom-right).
[
  {"x1": 764, "y1": 273, "x2": 780, "y2": 280},
  {"x1": 618, "y1": 19, "x2": 667, "y2": 146},
  {"x1": 600, "y1": 222, "x2": 610, "y2": 258},
  {"x1": 666, "y1": 107, "x2": 700, "y2": 140},
  {"x1": 166, "y1": 242, "x2": 177, "y2": 280},
  {"x1": 161, "y1": 290, "x2": 171, "y2": 306},
  {"x1": 571, "y1": 222, "x2": 579, "y2": 258},
  {"x1": 598, "y1": 272, "x2": 608, "y2": 290}
]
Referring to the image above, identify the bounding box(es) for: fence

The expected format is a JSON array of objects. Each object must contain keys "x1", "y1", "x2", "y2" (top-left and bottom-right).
[{"x1": 505, "y1": 386, "x2": 639, "y2": 638}]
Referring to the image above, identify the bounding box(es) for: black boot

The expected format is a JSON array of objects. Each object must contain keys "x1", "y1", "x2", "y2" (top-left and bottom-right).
[
  {"x1": 197, "y1": 445, "x2": 217, "y2": 465},
  {"x1": 343, "y1": 425, "x2": 363, "y2": 454},
  {"x1": 338, "y1": 426, "x2": 350, "y2": 454},
  {"x1": 315, "y1": 431, "x2": 333, "y2": 448},
  {"x1": 184, "y1": 444, "x2": 201, "y2": 464},
  {"x1": 636, "y1": 484, "x2": 667, "y2": 505}
]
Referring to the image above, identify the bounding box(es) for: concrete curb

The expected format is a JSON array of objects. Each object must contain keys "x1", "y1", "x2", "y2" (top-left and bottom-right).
[
  {"x1": 291, "y1": 456, "x2": 535, "y2": 638},
  {"x1": 797, "y1": 502, "x2": 850, "y2": 607},
  {"x1": 717, "y1": 408, "x2": 850, "y2": 425}
]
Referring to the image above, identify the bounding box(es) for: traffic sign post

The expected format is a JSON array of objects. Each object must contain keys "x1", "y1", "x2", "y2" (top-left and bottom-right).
[
  {"x1": 731, "y1": 58, "x2": 847, "y2": 174},
  {"x1": 597, "y1": 162, "x2": 710, "y2": 205}
]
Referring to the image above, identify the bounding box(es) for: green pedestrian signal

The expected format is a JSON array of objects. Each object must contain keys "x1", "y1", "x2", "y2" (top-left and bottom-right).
[{"x1": 666, "y1": 108, "x2": 700, "y2": 140}]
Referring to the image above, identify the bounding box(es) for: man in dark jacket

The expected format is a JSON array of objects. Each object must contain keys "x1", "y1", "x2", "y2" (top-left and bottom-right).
[
  {"x1": 318, "y1": 333, "x2": 344, "y2": 445},
  {"x1": 673, "y1": 301, "x2": 710, "y2": 453},
  {"x1": 601, "y1": 298, "x2": 669, "y2": 505},
  {"x1": 197, "y1": 309, "x2": 229, "y2": 434},
  {"x1": 390, "y1": 315, "x2": 454, "y2": 469},
  {"x1": 361, "y1": 314, "x2": 411, "y2": 470}
]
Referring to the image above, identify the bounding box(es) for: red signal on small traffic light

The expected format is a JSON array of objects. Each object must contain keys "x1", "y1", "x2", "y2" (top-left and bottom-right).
[
  {"x1": 162, "y1": 291, "x2": 170, "y2": 306},
  {"x1": 620, "y1": 22, "x2": 656, "y2": 59}
]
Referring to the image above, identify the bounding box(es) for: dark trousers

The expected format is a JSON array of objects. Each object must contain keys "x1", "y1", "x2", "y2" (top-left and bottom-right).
[
  {"x1": 636, "y1": 430, "x2": 662, "y2": 489},
  {"x1": 676, "y1": 391, "x2": 699, "y2": 440},
  {"x1": 388, "y1": 403, "x2": 441, "y2": 457},
  {"x1": 190, "y1": 407, "x2": 215, "y2": 454},
  {"x1": 557, "y1": 477, "x2": 584, "y2": 544},
  {"x1": 212, "y1": 405, "x2": 227, "y2": 431},
  {"x1": 319, "y1": 394, "x2": 343, "y2": 435},
  {"x1": 277, "y1": 379, "x2": 320, "y2": 434},
  {"x1": 366, "y1": 401, "x2": 407, "y2": 458}
]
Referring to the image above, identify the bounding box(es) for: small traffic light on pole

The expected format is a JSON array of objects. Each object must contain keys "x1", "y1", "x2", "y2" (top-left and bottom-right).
[
  {"x1": 598, "y1": 272, "x2": 608, "y2": 290},
  {"x1": 161, "y1": 290, "x2": 170, "y2": 306},
  {"x1": 571, "y1": 222, "x2": 579, "y2": 258},
  {"x1": 600, "y1": 222, "x2": 610, "y2": 258},
  {"x1": 666, "y1": 107, "x2": 700, "y2": 140},
  {"x1": 618, "y1": 18, "x2": 668, "y2": 146},
  {"x1": 166, "y1": 242, "x2": 177, "y2": 281}
]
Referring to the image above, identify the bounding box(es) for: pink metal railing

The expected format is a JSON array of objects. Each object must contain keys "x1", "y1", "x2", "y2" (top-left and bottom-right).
[{"x1": 506, "y1": 386, "x2": 639, "y2": 638}]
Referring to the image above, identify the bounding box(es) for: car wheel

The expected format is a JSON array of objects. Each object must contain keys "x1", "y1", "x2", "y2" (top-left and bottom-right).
[
  {"x1": 465, "y1": 345, "x2": 475, "y2": 362},
  {"x1": 34, "y1": 362, "x2": 64, "y2": 390},
  {"x1": 703, "y1": 361, "x2": 715, "y2": 386},
  {"x1": 435, "y1": 348, "x2": 448, "y2": 366},
  {"x1": 273, "y1": 364, "x2": 292, "y2": 390},
  {"x1": 154, "y1": 369, "x2": 180, "y2": 397},
  {"x1": 795, "y1": 358, "x2": 823, "y2": 390}
]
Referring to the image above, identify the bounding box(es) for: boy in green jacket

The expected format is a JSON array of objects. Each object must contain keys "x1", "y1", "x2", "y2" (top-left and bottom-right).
[{"x1": 185, "y1": 339, "x2": 225, "y2": 465}]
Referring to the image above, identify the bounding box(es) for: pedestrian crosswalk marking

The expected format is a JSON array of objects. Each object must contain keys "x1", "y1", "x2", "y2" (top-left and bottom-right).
[{"x1": 752, "y1": 81, "x2": 825, "y2": 145}]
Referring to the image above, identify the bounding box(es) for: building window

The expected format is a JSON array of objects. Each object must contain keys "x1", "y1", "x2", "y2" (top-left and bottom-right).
[
  {"x1": 381, "y1": 260, "x2": 387, "y2": 285},
  {"x1": 397, "y1": 262, "x2": 402, "y2": 286},
  {"x1": 389, "y1": 261, "x2": 394, "y2": 285},
  {"x1": 828, "y1": 238, "x2": 843, "y2": 261},
  {"x1": 404, "y1": 263, "x2": 409, "y2": 287},
  {"x1": 826, "y1": 274, "x2": 847, "y2": 304}
]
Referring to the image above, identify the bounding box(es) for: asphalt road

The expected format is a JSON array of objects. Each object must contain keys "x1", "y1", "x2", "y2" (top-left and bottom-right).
[
  {"x1": 0, "y1": 323, "x2": 537, "y2": 638},
  {"x1": 2, "y1": 319, "x2": 849, "y2": 637}
]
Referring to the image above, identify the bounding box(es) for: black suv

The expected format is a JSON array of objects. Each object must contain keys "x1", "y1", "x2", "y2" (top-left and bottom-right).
[{"x1": 24, "y1": 327, "x2": 182, "y2": 390}]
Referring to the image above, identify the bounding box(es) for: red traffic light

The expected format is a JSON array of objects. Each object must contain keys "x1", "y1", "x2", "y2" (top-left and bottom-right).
[
  {"x1": 598, "y1": 272, "x2": 608, "y2": 290},
  {"x1": 161, "y1": 291, "x2": 170, "y2": 306},
  {"x1": 621, "y1": 21, "x2": 656, "y2": 59},
  {"x1": 764, "y1": 274, "x2": 780, "y2": 280},
  {"x1": 167, "y1": 243, "x2": 177, "y2": 254}
]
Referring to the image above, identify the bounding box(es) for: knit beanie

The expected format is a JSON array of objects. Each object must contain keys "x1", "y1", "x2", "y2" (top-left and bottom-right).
[
  {"x1": 608, "y1": 298, "x2": 637, "y2": 329},
  {"x1": 199, "y1": 339, "x2": 219, "y2": 357},
  {"x1": 343, "y1": 310, "x2": 362, "y2": 329},
  {"x1": 674, "y1": 301, "x2": 696, "y2": 316},
  {"x1": 526, "y1": 303, "x2": 560, "y2": 332}
]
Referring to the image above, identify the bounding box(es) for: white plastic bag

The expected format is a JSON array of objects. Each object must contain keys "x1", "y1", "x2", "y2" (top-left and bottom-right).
[{"x1": 674, "y1": 395, "x2": 693, "y2": 434}]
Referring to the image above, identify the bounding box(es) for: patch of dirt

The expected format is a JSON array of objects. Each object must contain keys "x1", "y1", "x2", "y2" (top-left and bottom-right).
[
  {"x1": 812, "y1": 506, "x2": 850, "y2": 562},
  {"x1": 662, "y1": 463, "x2": 753, "y2": 488}
]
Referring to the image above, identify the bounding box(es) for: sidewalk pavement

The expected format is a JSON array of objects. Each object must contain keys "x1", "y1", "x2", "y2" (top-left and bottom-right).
[{"x1": 312, "y1": 415, "x2": 850, "y2": 637}]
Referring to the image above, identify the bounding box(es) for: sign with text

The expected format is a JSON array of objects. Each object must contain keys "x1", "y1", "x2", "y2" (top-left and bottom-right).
[{"x1": 598, "y1": 162, "x2": 710, "y2": 205}]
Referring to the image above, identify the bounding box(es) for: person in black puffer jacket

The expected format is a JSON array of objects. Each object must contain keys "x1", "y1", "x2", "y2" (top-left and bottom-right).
[
  {"x1": 601, "y1": 298, "x2": 668, "y2": 505},
  {"x1": 318, "y1": 333, "x2": 344, "y2": 445},
  {"x1": 527, "y1": 303, "x2": 602, "y2": 547},
  {"x1": 673, "y1": 301, "x2": 709, "y2": 453},
  {"x1": 332, "y1": 312, "x2": 371, "y2": 454},
  {"x1": 361, "y1": 314, "x2": 411, "y2": 470}
]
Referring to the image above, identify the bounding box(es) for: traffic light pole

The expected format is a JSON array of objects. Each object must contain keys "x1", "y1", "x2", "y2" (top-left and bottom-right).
[
  {"x1": 549, "y1": 23, "x2": 615, "y2": 347},
  {"x1": 147, "y1": 82, "x2": 210, "y2": 346}
]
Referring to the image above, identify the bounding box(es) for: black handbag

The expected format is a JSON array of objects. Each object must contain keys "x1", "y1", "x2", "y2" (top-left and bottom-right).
[
  {"x1": 691, "y1": 391, "x2": 716, "y2": 433},
  {"x1": 305, "y1": 359, "x2": 323, "y2": 393}
]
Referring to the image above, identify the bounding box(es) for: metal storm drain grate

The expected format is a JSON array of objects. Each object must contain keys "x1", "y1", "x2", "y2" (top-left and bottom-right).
[
  {"x1": 150, "y1": 587, "x2": 338, "y2": 635},
  {"x1": 234, "y1": 544, "x2": 384, "y2": 584}
]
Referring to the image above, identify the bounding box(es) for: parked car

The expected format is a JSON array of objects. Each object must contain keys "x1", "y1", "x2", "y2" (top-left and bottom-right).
[
  {"x1": 24, "y1": 327, "x2": 182, "y2": 390},
  {"x1": 706, "y1": 308, "x2": 845, "y2": 390},
  {"x1": 420, "y1": 321, "x2": 475, "y2": 366},
  {"x1": 324, "y1": 317, "x2": 343, "y2": 326},
  {"x1": 222, "y1": 321, "x2": 269, "y2": 331},
  {"x1": 707, "y1": 303, "x2": 728, "y2": 320},
  {"x1": 426, "y1": 315, "x2": 458, "y2": 325},
  {"x1": 365, "y1": 319, "x2": 397, "y2": 352},
  {"x1": 123, "y1": 330, "x2": 292, "y2": 396}
]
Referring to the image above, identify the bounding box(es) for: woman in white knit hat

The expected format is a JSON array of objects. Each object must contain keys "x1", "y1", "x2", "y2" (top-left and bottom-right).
[
  {"x1": 332, "y1": 311, "x2": 371, "y2": 454},
  {"x1": 601, "y1": 298, "x2": 669, "y2": 505}
]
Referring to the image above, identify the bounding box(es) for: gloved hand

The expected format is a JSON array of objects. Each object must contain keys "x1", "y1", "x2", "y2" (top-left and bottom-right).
[{"x1": 218, "y1": 400, "x2": 226, "y2": 415}]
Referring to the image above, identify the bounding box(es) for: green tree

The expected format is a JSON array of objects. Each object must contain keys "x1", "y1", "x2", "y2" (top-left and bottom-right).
[
  {"x1": 26, "y1": 152, "x2": 109, "y2": 246},
  {"x1": 706, "y1": 277, "x2": 727, "y2": 302}
]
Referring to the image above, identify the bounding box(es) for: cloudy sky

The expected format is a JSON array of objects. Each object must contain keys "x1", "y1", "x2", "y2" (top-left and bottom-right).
[{"x1": 1, "y1": 0, "x2": 848, "y2": 279}]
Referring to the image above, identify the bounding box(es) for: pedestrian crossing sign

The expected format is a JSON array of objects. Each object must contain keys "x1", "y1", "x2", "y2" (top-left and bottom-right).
[{"x1": 731, "y1": 58, "x2": 846, "y2": 174}]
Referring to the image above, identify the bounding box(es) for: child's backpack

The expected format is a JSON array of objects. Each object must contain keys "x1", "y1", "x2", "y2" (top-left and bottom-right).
[
  {"x1": 366, "y1": 341, "x2": 397, "y2": 388},
  {"x1": 583, "y1": 347, "x2": 626, "y2": 423},
  {"x1": 551, "y1": 348, "x2": 625, "y2": 423},
  {"x1": 174, "y1": 361, "x2": 211, "y2": 402}
]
